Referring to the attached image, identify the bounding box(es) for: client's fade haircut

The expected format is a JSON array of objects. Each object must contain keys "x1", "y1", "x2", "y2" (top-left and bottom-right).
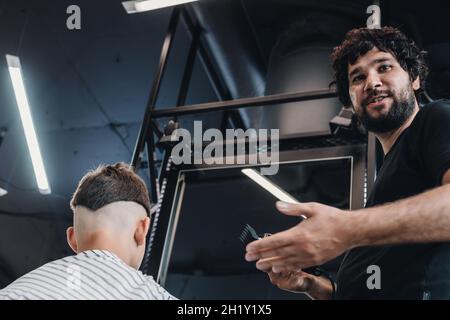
[
  {"x1": 331, "y1": 26, "x2": 429, "y2": 106},
  {"x1": 70, "y1": 162, "x2": 151, "y2": 216}
]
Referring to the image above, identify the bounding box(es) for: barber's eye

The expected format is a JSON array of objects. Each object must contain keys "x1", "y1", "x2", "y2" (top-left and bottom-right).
[
  {"x1": 352, "y1": 75, "x2": 364, "y2": 83},
  {"x1": 379, "y1": 64, "x2": 392, "y2": 72}
]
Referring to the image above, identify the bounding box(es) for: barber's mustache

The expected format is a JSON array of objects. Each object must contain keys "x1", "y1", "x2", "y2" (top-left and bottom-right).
[{"x1": 362, "y1": 90, "x2": 392, "y2": 108}]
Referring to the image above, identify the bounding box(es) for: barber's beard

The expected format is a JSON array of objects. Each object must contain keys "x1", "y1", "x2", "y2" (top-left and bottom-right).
[{"x1": 356, "y1": 87, "x2": 416, "y2": 134}]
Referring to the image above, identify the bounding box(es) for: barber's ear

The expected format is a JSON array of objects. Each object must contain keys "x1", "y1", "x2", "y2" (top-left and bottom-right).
[
  {"x1": 412, "y1": 76, "x2": 420, "y2": 90},
  {"x1": 134, "y1": 217, "x2": 150, "y2": 247},
  {"x1": 66, "y1": 226, "x2": 78, "y2": 253}
]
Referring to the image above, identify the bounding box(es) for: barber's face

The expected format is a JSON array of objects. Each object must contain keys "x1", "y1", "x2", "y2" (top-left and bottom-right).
[{"x1": 348, "y1": 47, "x2": 420, "y2": 133}]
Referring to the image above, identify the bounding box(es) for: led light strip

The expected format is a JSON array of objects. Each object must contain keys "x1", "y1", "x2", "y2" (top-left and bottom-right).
[
  {"x1": 242, "y1": 168, "x2": 307, "y2": 219},
  {"x1": 242, "y1": 168, "x2": 299, "y2": 203},
  {"x1": 122, "y1": 0, "x2": 198, "y2": 14},
  {"x1": 6, "y1": 55, "x2": 51, "y2": 194}
]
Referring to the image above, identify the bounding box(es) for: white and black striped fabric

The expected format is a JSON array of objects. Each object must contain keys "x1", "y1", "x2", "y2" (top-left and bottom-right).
[{"x1": 0, "y1": 250, "x2": 177, "y2": 300}]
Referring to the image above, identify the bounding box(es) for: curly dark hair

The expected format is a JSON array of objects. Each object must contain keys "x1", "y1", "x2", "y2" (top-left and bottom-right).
[{"x1": 331, "y1": 26, "x2": 429, "y2": 106}]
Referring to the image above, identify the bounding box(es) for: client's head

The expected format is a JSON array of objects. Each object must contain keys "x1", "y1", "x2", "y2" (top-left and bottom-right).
[{"x1": 68, "y1": 162, "x2": 151, "y2": 269}]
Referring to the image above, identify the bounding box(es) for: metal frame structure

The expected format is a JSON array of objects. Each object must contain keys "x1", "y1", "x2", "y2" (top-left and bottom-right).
[
  {"x1": 155, "y1": 142, "x2": 367, "y2": 285},
  {"x1": 131, "y1": 7, "x2": 246, "y2": 202},
  {"x1": 131, "y1": 6, "x2": 377, "y2": 275}
]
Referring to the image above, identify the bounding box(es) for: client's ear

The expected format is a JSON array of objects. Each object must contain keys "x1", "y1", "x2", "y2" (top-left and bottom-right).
[
  {"x1": 134, "y1": 217, "x2": 150, "y2": 247},
  {"x1": 66, "y1": 226, "x2": 78, "y2": 253}
]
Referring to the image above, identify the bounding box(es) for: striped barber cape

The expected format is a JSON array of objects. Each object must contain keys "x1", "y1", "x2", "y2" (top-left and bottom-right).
[{"x1": 0, "y1": 249, "x2": 177, "y2": 300}]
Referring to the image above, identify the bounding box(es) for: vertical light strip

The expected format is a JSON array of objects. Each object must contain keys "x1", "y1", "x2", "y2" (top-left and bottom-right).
[
  {"x1": 6, "y1": 55, "x2": 51, "y2": 194},
  {"x1": 241, "y1": 168, "x2": 299, "y2": 204},
  {"x1": 0, "y1": 187, "x2": 7, "y2": 197},
  {"x1": 122, "y1": 0, "x2": 198, "y2": 14}
]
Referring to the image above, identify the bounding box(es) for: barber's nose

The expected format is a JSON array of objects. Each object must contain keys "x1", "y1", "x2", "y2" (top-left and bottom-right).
[{"x1": 364, "y1": 72, "x2": 382, "y2": 92}]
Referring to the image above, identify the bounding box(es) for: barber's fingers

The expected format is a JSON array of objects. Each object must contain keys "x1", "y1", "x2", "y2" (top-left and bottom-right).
[
  {"x1": 276, "y1": 201, "x2": 317, "y2": 218},
  {"x1": 246, "y1": 202, "x2": 319, "y2": 259},
  {"x1": 256, "y1": 255, "x2": 307, "y2": 273},
  {"x1": 245, "y1": 228, "x2": 297, "y2": 260},
  {"x1": 245, "y1": 242, "x2": 293, "y2": 262},
  {"x1": 255, "y1": 256, "x2": 281, "y2": 272},
  {"x1": 268, "y1": 270, "x2": 304, "y2": 285}
]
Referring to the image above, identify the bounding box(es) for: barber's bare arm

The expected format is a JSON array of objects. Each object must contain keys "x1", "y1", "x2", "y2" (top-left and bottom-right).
[{"x1": 245, "y1": 169, "x2": 450, "y2": 273}]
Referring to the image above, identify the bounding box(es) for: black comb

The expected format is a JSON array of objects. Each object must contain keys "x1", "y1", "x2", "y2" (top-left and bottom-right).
[
  {"x1": 239, "y1": 224, "x2": 335, "y2": 297},
  {"x1": 239, "y1": 224, "x2": 266, "y2": 246}
]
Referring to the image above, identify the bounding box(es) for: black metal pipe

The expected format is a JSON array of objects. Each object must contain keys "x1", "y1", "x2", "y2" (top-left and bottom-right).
[
  {"x1": 181, "y1": 8, "x2": 246, "y2": 129},
  {"x1": 146, "y1": 134, "x2": 158, "y2": 203},
  {"x1": 152, "y1": 89, "x2": 337, "y2": 118},
  {"x1": 0, "y1": 127, "x2": 6, "y2": 148},
  {"x1": 131, "y1": 8, "x2": 181, "y2": 170},
  {"x1": 366, "y1": 132, "x2": 377, "y2": 197},
  {"x1": 228, "y1": 109, "x2": 246, "y2": 128},
  {"x1": 181, "y1": 8, "x2": 231, "y2": 100},
  {"x1": 151, "y1": 120, "x2": 163, "y2": 139},
  {"x1": 176, "y1": 22, "x2": 200, "y2": 110},
  {"x1": 219, "y1": 111, "x2": 229, "y2": 132}
]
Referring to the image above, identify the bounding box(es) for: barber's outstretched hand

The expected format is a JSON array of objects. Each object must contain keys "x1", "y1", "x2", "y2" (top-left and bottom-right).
[{"x1": 245, "y1": 201, "x2": 352, "y2": 272}]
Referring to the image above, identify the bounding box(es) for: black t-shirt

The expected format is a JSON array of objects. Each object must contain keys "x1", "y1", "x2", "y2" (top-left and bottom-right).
[{"x1": 336, "y1": 99, "x2": 450, "y2": 299}]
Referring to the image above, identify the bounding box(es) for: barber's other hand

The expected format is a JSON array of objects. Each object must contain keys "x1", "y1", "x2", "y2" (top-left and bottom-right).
[
  {"x1": 267, "y1": 269, "x2": 313, "y2": 293},
  {"x1": 245, "y1": 201, "x2": 352, "y2": 271},
  {"x1": 267, "y1": 269, "x2": 334, "y2": 300}
]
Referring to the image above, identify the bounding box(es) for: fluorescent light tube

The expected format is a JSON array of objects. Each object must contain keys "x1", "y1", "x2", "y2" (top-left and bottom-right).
[
  {"x1": 242, "y1": 168, "x2": 299, "y2": 203},
  {"x1": 6, "y1": 55, "x2": 51, "y2": 195},
  {"x1": 242, "y1": 168, "x2": 307, "y2": 219},
  {"x1": 0, "y1": 187, "x2": 7, "y2": 197},
  {"x1": 122, "y1": 0, "x2": 198, "y2": 14}
]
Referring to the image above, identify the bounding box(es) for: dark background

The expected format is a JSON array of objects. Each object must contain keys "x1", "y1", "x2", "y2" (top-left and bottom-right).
[{"x1": 0, "y1": 0, "x2": 449, "y2": 295}]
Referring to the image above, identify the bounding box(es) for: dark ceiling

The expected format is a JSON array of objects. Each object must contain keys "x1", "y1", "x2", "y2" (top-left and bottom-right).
[{"x1": 0, "y1": 0, "x2": 218, "y2": 218}]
